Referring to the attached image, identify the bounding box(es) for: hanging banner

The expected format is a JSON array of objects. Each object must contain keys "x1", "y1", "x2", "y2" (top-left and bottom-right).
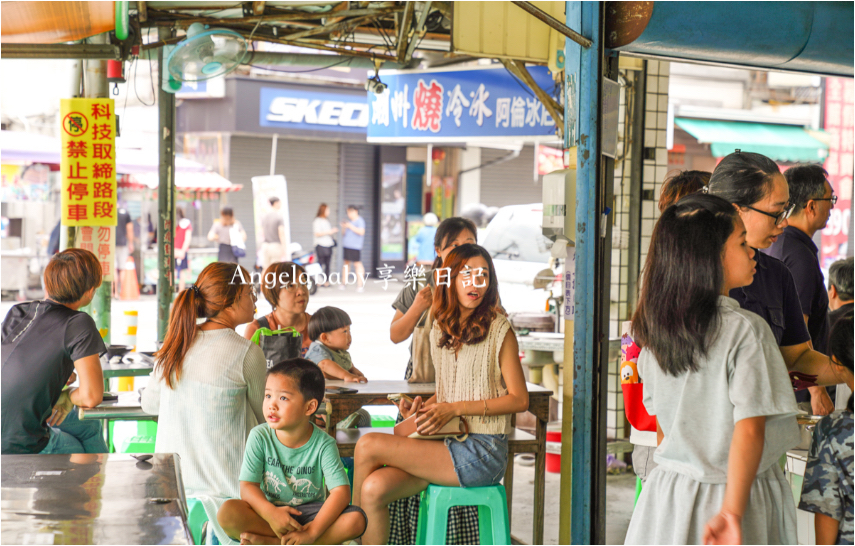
[
  {"x1": 75, "y1": 226, "x2": 115, "y2": 282},
  {"x1": 60, "y1": 98, "x2": 117, "y2": 226},
  {"x1": 821, "y1": 78, "x2": 853, "y2": 269},
  {"x1": 367, "y1": 65, "x2": 559, "y2": 142},
  {"x1": 380, "y1": 164, "x2": 406, "y2": 261}
]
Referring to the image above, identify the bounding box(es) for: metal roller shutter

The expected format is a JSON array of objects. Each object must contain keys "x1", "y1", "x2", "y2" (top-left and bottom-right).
[
  {"x1": 228, "y1": 135, "x2": 340, "y2": 269},
  {"x1": 479, "y1": 145, "x2": 543, "y2": 207},
  {"x1": 340, "y1": 143, "x2": 377, "y2": 273}
]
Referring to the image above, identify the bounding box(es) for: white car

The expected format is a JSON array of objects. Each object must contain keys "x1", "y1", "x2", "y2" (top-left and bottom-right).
[{"x1": 478, "y1": 203, "x2": 562, "y2": 314}]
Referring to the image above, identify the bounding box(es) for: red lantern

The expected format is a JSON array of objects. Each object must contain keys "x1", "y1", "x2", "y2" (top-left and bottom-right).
[{"x1": 431, "y1": 147, "x2": 446, "y2": 163}]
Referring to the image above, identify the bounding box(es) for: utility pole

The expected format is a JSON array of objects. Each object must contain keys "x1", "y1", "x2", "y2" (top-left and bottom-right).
[
  {"x1": 79, "y1": 33, "x2": 112, "y2": 344},
  {"x1": 156, "y1": 27, "x2": 176, "y2": 341}
]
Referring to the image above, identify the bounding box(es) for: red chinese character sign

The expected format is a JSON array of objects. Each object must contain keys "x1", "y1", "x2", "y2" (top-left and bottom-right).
[
  {"x1": 61, "y1": 98, "x2": 117, "y2": 227},
  {"x1": 75, "y1": 226, "x2": 115, "y2": 282},
  {"x1": 821, "y1": 78, "x2": 853, "y2": 269}
]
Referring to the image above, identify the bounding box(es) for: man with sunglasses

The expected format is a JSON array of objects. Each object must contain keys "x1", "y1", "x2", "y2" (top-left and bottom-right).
[{"x1": 765, "y1": 163, "x2": 837, "y2": 416}]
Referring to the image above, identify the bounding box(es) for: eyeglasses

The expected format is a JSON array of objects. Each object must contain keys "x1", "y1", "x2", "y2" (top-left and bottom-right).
[
  {"x1": 744, "y1": 202, "x2": 796, "y2": 226},
  {"x1": 813, "y1": 194, "x2": 838, "y2": 207}
]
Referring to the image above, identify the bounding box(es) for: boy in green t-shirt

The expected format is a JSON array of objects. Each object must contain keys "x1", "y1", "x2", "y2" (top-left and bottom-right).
[{"x1": 217, "y1": 359, "x2": 366, "y2": 545}]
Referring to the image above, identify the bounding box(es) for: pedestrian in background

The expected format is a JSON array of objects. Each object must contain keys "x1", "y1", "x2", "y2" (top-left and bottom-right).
[
  {"x1": 765, "y1": 164, "x2": 837, "y2": 415},
  {"x1": 114, "y1": 204, "x2": 134, "y2": 299},
  {"x1": 313, "y1": 203, "x2": 337, "y2": 288},
  {"x1": 175, "y1": 206, "x2": 192, "y2": 292},
  {"x1": 260, "y1": 196, "x2": 287, "y2": 270},
  {"x1": 340, "y1": 205, "x2": 366, "y2": 292},
  {"x1": 411, "y1": 212, "x2": 439, "y2": 267},
  {"x1": 207, "y1": 206, "x2": 246, "y2": 264}
]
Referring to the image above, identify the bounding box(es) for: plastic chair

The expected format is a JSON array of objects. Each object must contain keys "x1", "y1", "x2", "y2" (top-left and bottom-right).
[
  {"x1": 186, "y1": 498, "x2": 209, "y2": 545},
  {"x1": 370, "y1": 414, "x2": 396, "y2": 428},
  {"x1": 415, "y1": 484, "x2": 511, "y2": 545}
]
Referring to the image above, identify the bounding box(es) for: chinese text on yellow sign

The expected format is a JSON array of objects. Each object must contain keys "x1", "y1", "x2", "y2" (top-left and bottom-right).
[{"x1": 60, "y1": 98, "x2": 117, "y2": 226}]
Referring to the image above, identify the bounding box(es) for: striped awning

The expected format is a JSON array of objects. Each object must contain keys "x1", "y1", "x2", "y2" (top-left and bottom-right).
[{"x1": 119, "y1": 172, "x2": 243, "y2": 193}]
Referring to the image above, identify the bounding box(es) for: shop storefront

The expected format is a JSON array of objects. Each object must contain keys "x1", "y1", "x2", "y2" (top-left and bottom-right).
[{"x1": 177, "y1": 77, "x2": 407, "y2": 274}]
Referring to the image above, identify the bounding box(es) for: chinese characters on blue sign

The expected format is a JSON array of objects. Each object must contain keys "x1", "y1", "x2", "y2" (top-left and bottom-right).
[{"x1": 368, "y1": 66, "x2": 559, "y2": 142}]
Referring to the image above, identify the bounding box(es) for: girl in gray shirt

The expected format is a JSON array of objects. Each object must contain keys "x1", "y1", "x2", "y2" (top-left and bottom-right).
[{"x1": 625, "y1": 195, "x2": 800, "y2": 545}]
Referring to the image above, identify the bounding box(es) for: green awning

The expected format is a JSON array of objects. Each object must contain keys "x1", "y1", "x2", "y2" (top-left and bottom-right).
[{"x1": 674, "y1": 118, "x2": 829, "y2": 163}]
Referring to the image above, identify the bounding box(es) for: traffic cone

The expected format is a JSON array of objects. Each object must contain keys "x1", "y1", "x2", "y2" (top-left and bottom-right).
[{"x1": 120, "y1": 257, "x2": 140, "y2": 300}]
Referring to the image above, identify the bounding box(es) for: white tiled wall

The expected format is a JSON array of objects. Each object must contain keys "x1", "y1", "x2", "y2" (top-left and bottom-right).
[{"x1": 640, "y1": 60, "x2": 670, "y2": 268}]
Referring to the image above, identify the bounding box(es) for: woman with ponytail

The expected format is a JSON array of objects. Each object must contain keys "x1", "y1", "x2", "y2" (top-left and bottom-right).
[{"x1": 142, "y1": 262, "x2": 266, "y2": 545}]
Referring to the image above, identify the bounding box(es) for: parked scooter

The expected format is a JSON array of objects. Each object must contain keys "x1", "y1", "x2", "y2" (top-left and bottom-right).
[{"x1": 289, "y1": 243, "x2": 323, "y2": 295}]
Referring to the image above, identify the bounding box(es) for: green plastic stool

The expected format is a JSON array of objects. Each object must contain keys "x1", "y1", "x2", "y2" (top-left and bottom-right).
[
  {"x1": 416, "y1": 484, "x2": 510, "y2": 545},
  {"x1": 120, "y1": 435, "x2": 156, "y2": 453},
  {"x1": 186, "y1": 498, "x2": 209, "y2": 545},
  {"x1": 370, "y1": 414, "x2": 396, "y2": 428},
  {"x1": 634, "y1": 476, "x2": 642, "y2": 507}
]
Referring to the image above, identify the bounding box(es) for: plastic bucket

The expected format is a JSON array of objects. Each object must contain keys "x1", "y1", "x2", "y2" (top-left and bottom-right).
[{"x1": 546, "y1": 430, "x2": 561, "y2": 473}]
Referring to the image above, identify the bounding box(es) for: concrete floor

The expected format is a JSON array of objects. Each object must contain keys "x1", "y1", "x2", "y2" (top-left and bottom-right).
[
  {"x1": 1, "y1": 280, "x2": 636, "y2": 545},
  {"x1": 508, "y1": 457, "x2": 635, "y2": 545}
]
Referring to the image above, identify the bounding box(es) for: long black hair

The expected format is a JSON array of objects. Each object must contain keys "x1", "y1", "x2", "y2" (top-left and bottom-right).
[
  {"x1": 707, "y1": 151, "x2": 781, "y2": 207},
  {"x1": 431, "y1": 217, "x2": 478, "y2": 270},
  {"x1": 828, "y1": 312, "x2": 853, "y2": 411},
  {"x1": 631, "y1": 194, "x2": 738, "y2": 376}
]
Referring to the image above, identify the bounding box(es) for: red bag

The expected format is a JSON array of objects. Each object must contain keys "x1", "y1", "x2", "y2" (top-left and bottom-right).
[
  {"x1": 622, "y1": 383, "x2": 657, "y2": 432},
  {"x1": 620, "y1": 323, "x2": 657, "y2": 433}
]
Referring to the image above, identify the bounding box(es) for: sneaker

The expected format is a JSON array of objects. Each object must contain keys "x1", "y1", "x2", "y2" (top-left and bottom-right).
[
  {"x1": 337, "y1": 284, "x2": 346, "y2": 291},
  {"x1": 357, "y1": 287, "x2": 365, "y2": 293}
]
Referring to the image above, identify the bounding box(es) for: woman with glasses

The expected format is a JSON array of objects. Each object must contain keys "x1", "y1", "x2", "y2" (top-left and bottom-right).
[
  {"x1": 708, "y1": 151, "x2": 841, "y2": 390},
  {"x1": 243, "y1": 261, "x2": 313, "y2": 358},
  {"x1": 142, "y1": 262, "x2": 266, "y2": 545}
]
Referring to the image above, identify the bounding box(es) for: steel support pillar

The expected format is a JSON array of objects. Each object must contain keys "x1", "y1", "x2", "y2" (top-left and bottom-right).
[
  {"x1": 156, "y1": 27, "x2": 176, "y2": 341},
  {"x1": 80, "y1": 33, "x2": 112, "y2": 344}
]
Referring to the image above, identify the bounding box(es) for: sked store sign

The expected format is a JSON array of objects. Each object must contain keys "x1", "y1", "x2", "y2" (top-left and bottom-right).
[{"x1": 260, "y1": 87, "x2": 368, "y2": 132}]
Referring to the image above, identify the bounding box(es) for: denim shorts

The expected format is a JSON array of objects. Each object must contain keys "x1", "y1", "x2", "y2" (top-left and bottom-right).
[{"x1": 444, "y1": 433, "x2": 508, "y2": 488}]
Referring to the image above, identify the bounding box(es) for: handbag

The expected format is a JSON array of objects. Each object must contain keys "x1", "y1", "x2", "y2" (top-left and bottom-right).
[
  {"x1": 393, "y1": 413, "x2": 468, "y2": 440},
  {"x1": 229, "y1": 224, "x2": 246, "y2": 258},
  {"x1": 408, "y1": 301, "x2": 436, "y2": 384},
  {"x1": 250, "y1": 325, "x2": 303, "y2": 368}
]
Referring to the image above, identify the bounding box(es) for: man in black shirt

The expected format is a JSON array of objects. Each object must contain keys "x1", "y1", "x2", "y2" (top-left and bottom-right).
[
  {"x1": 1, "y1": 249, "x2": 107, "y2": 454},
  {"x1": 766, "y1": 163, "x2": 836, "y2": 415}
]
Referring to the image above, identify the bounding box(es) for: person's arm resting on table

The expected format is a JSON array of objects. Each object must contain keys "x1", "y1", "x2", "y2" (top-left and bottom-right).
[{"x1": 49, "y1": 353, "x2": 104, "y2": 426}]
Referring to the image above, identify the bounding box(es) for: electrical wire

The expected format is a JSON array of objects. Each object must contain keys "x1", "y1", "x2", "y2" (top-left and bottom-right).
[
  {"x1": 132, "y1": 51, "x2": 155, "y2": 106},
  {"x1": 247, "y1": 57, "x2": 352, "y2": 73}
]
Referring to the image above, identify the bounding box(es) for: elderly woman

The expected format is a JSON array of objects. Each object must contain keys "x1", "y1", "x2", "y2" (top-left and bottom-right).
[
  {"x1": 1, "y1": 249, "x2": 106, "y2": 454},
  {"x1": 244, "y1": 261, "x2": 313, "y2": 358}
]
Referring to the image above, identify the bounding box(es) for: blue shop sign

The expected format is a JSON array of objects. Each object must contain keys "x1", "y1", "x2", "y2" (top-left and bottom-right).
[
  {"x1": 259, "y1": 87, "x2": 368, "y2": 133},
  {"x1": 367, "y1": 65, "x2": 559, "y2": 142}
]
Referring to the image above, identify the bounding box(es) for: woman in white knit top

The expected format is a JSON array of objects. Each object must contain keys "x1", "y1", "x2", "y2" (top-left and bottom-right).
[
  {"x1": 142, "y1": 262, "x2": 266, "y2": 545},
  {"x1": 352, "y1": 244, "x2": 529, "y2": 545}
]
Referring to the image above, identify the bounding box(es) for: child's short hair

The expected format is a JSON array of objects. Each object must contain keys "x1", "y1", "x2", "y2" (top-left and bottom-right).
[
  {"x1": 267, "y1": 358, "x2": 325, "y2": 408},
  {"x1": 44, "y1": 248, "x2": 103, "y2": 304},
  {"x1": 307, "y1": 306, "x2": 351, "y2": 342}
]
